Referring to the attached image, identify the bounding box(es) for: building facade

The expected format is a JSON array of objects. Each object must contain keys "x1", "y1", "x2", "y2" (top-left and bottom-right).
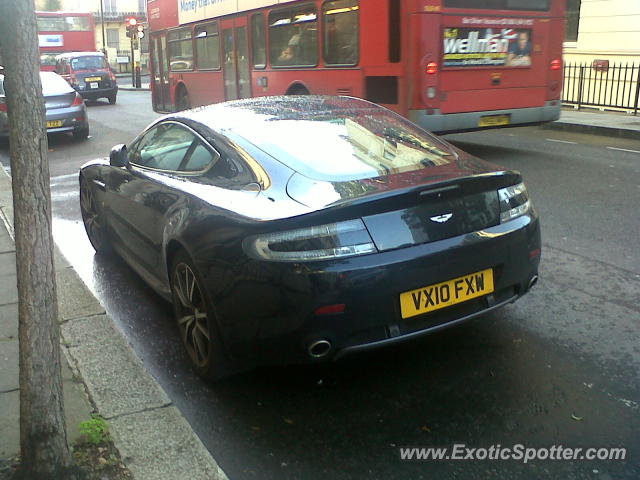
[
  {"x1": 564, "y1": 0, "x2": 640, "y2": 63},
  {"x1": 563, "y1": 0, "x2": 640, "y2": 113},
  {"x1": 45, "y1": 0, "x2": 149, "y2": 72}
]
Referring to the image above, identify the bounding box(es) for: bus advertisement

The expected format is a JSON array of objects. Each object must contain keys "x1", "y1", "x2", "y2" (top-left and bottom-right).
[
  {"x1": 37, "y1": 11, "x2": 96, "y2": 71},
  {"x1": 146, "y1": 0, "x2": 564, "y2": 133}
]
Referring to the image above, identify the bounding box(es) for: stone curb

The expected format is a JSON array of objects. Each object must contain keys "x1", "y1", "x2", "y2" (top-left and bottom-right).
[
  {"x1": 0, "y1": 161, "x2": 228, "y2": 480},
  {"x1": 118, "y1": 85, "x2": 151, "y2": 92},
  {"x1": 542, "y1": 120, "x2": 640, "y2": 141}
]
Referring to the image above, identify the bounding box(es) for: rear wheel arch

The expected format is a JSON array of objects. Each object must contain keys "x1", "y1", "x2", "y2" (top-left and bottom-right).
[
  {"x1": 285, "y1": 82, "x2": 310, "y2": 95},
  {"x1": 165, "y1": 239, "x2": 188, "y2": 285}
]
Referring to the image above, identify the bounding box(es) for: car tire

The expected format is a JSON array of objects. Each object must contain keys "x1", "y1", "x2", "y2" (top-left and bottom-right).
[
  {"x1": 73, "y1": 126, "x2": 89, "y2": 140},
  {"x1": 108, "y1": 95, "x2": 117, "y2": 105},
  {"x1": 170, "y1": 251, "x2": 231, "y2": 381},
  {"x1": 176, "y1": 88, "x2": 191, "y2": 111},
  {"x1": 79, "y1": 176, "x2": 111, "y2": 255}
]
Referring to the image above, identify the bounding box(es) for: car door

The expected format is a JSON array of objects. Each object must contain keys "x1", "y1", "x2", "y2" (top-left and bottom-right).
[{"x1": 104, "y1": 122, "x2": 198, "y2": 277}]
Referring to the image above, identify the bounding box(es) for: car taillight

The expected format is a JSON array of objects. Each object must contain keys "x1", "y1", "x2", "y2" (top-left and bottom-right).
[
  {"x1": 426, "y1": 62, "x2": 438, "y2": 75},
  {"x1": 551, "y1": 58, "x2": 562, "y2": 71},
  {"x1": 498, "y1": 183, "x2": 532, "y2": 223},
  {"x1": 243, "y1": 219, "x2": 377, "y2": 262},
  {"x1": 71, "y1": 93, "x2": 84, "y2": 106},
  {"x1": 0, "y1": 101, "x2": 7, "y2": 112},
  {"x1": 109, "y1": 70, "x2": 116, "y2": 82},
  {"x1": 69, "y1": 74, "x2": 79, "y2": 87}
]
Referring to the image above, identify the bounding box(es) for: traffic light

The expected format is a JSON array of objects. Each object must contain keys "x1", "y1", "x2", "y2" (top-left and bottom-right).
[
  {"x1": 125, "y1": 17, "x2": 138, "y2": 38},
  {"x1": 137, "y1": 24, "x2": 145, "y2": 39}
]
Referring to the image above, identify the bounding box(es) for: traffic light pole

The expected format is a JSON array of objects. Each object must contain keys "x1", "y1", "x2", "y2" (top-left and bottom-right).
[{"x1": 130, "y1": 35, "x2": 135, "y2": 88}]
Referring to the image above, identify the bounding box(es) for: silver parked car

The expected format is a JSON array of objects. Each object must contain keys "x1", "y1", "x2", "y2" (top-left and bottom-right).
[{"x1": 0, "y1": 71, "x2": 89, "y2": 140}]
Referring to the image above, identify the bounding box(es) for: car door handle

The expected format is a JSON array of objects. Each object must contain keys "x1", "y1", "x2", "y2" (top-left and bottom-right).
[{"x1": 92, "y1": 179, "x2": 107, "y2": 191}]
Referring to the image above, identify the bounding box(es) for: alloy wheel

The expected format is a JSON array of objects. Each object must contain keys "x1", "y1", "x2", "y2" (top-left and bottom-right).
[
  {"x1": 172, "y1": 262, "x2": 211, "y2": 368},
  {"x1": 80, "y1": 179, "x2": 105, "y2": 252}
]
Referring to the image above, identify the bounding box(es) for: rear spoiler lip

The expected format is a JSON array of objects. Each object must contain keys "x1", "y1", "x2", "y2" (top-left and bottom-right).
[{"x1": 328, "y1": 170, "x2": 522, "y2": 209}]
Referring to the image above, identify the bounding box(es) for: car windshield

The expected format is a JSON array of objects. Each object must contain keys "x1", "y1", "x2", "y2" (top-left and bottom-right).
[
  {"x1": 70, "y1": 56, "x2": 107, "y2": 71},
  {"x1": 222, "y1": 98, "x2": 456, "y2": 182}
]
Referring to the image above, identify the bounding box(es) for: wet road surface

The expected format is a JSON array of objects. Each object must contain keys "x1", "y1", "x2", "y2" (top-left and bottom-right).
[{"x1": 1, "y1": 93, "x2": 638, "y2": 479}]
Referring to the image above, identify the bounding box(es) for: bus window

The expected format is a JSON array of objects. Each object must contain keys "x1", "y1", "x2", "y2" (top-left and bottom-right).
[
  {"x1": 322, "y1": 0, "x2": 359, "y2": 66},
  {"x1": 389, "y1": 0, "x2": 400, "y2": 62},
  {"x1": 269, "y1": 5, "x2": 318, "y2": 67},
  {"x1": 251, "y1": 13, "x2": 266, "y2": 69},
  {"x1": 168, "y1": 28, "x2": 194, "y2": 71},
  {"x1": 443, "y1": 0, "x2": 551, "y2": 10},
  {"x1": 195, "y1": 23, "x2": 220, "y2": 70},
  {"x1": 65, "y1": 16, "x2": 91, "y2": 31},
  {"x1": 37, "y1": 17, "x2": 66, "y2": 32}
]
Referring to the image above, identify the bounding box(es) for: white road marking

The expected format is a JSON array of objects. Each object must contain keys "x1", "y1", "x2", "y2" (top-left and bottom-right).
[
  {"x1": 51, "y1": 173, "x2": 78, "y2": 181},
  {"x1": 607, "y1": 146, "x2": 640, "y2": 154},
  {"x1": 546, "y1": 138, "x2": 577, "y2": 144}
]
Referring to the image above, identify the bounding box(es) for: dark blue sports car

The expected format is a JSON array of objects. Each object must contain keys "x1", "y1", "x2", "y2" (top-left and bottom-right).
[{"x1": 79, "y1": 96, "x2": 540, "y2": 380}]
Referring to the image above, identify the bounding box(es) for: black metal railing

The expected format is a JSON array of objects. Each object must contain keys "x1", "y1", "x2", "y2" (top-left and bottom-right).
[{"x1": 562, "y1": 62, "x2": 640, "y2": 115}]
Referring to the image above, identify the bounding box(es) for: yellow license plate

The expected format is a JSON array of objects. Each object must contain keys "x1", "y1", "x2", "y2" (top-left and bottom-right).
[
  {"x1": 400, "y1": 269, "x2": 494, "y2": 319},
  {"x1": 85, "y1": 77, "x2": 101, "y2": 82},
  {"x1": 478, "y1": 114, "x2": 510, "y2": 128},
  {"x1": 46, "y1": 120, "x2": 63, "y2": 128}
]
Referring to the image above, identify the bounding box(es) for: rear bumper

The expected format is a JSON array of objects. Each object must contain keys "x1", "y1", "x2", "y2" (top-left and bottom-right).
[
  {"x1": 78, "y1": 85, "x2": 117, "y2": 100},
  {"x1": 409, "y1": 102, "x2": 561, "y2": 134},
  {"x1": 45, "y1": 104, "x2": 89, "y2": 133},
  {"x1": 205, "y1": 212, "x2": 541, "y2": 367},
  {"x1": 0, "y1": 105, "x2": 89, "y2": 137}
]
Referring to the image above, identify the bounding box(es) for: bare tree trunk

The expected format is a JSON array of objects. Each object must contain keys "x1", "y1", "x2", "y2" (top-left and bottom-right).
[{"x1": 0, "y1": 1, "x2": 76, "y2": 478}]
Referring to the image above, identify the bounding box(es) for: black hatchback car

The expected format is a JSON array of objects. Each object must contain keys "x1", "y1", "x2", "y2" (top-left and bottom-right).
[
  {"x1": 55, "y1": 52, "x2": 118, "y2": 104},
  {"x1": 79, "y1": 96, "x2": 540, "y2": 380}
]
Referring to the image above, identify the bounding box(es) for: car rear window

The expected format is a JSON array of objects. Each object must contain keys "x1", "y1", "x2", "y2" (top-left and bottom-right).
[
  {"x1": 40, "y1": 72, "x2": 74, "y2": 96},
  {"x1": 230, "y1": 106, "x2": 456, "y2": 182},
  {"x1": 70, "y1": 56, "x2": 108, "y2": 71}
]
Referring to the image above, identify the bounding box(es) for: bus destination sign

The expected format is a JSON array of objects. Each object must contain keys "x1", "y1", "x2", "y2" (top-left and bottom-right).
[{"x1": 178, "y1": 0, "x2": 296, "y2": 24}]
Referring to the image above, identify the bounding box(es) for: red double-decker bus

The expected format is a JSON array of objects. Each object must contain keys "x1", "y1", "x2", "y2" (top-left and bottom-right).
[
  {"x1": 37, "y1": 11, "x2": 96, "y2": 71},
  {"x1": 147, "y1": 0, "x2": 564, "y2": 133}
]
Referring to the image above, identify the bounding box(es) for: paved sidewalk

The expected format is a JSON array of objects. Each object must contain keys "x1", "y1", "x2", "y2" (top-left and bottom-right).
[
  {"x1": 0, "y1": 166, "x2": 227, "y2": 480},
  {"x1": 545, "y1": 107, "x2": 640, "y2": 140}
]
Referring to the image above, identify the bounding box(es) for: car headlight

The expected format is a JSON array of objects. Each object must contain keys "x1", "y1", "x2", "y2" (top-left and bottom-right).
[
  {"x1": 498, "y1": 182, "x2": 531, "y2": 223},
  {"x1": 244, "y1": 219, "x2": 377, "y2": 262}
]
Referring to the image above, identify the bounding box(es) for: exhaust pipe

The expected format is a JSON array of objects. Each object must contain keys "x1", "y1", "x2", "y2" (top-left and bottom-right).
[
  {"x1": 308, "y1": 339, "x2": 332, "y2": 358},
  {"x1": 528, "y1": 275, "x2": 539, "y2": 291}
]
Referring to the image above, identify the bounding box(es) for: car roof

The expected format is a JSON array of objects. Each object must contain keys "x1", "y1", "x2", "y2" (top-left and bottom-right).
[
  {"x1": 173, "y1": 96, "x2": 454, "y2": 182},
  {"x1": 56, "y1": 51, "x2": 105, "y2": 59}
]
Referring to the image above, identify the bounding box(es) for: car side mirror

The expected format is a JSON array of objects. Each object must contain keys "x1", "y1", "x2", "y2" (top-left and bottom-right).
[{"x1": 109, "y1": 144, "x2": 128, "y2": 167}]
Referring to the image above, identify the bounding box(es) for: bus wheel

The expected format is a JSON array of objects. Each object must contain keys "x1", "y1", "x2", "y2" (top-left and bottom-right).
[
  {"x1": 287, "y1": 85, "x2": 310, "y2": 96},
  {"x1": 176, "y1": 88, "x2": 191, "y2": 111}
]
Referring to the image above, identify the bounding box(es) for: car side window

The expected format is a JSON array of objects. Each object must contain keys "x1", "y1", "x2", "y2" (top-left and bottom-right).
[
  {"x1": 130, "y1": 123, "x2": 196, "y2": 171},
  {"x1": 183, "y1": 142, "x2": 215, "y2": 172}
]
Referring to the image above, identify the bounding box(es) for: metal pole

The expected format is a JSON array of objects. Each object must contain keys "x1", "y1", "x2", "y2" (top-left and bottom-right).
[
  {"x1": 634, "y1": 63, "x2": 640, "y2": 116},
  {"x1": 99, "y1": 0, "x2": 106, "y2": 56},
  {"x1": 577, "y1": 65, "x2": 584, "y2": 110},
  {"x1": 130, "y1": 35, "x2": 135, "y2": 87}
]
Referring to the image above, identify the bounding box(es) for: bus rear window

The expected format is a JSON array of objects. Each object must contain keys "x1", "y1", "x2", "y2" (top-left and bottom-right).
[{"x1": 444, "y1": 0, "x2": 550, "y2": 11}]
